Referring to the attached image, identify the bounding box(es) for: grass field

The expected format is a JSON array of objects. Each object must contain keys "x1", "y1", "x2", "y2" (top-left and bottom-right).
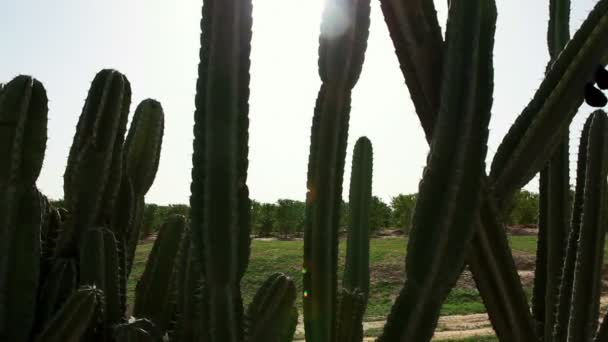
[{"x1": 128, "y1": 234, "x2": 546, "y2": 321}]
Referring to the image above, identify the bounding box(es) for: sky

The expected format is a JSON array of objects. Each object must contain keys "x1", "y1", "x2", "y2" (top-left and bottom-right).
[{"x1": 0, "y1": 0, "x2": 601, "y2": 205}]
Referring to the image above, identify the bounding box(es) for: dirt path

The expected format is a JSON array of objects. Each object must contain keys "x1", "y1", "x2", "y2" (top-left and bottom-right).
[{"x1": 293, "y1": 296, "x2": 608, "y2": 341}]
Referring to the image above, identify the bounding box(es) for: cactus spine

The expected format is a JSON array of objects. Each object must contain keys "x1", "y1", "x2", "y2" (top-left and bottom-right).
[
  {"x1": 0, "y1": 76, "x2": 48, "y2": 342},
  {"x1": 189, "y1": 0, "x2": 253, "y2": 340},
  {"x1": 303, "y1": 0, "x2": 370, "y2": 340},
  {"x1": 343, "y1": 137, "x2": 372, "y2": 299}
]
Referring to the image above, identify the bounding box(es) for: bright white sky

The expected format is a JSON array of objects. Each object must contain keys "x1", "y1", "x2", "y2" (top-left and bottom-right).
[{"x1": 0, "y1": 0, "x2": 600, "y2": 205}]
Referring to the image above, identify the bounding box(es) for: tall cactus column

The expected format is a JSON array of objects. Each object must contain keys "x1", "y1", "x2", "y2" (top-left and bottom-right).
[
  {"x1": 302, "y1": 0, "x2": 370, "y2": 341},
  {"x1": 189, "y1": 0, "x2": 253, "y2": 341},
  {"x1": 0, "y1": 76, "x2": 48, "y2": 342}
]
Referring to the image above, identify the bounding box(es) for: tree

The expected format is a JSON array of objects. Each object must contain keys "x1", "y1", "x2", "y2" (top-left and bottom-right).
[
  {"x1": 251, "y1": 201, "x2": 276, "y2": 237},
  {"x1": 390, "y1": 194, "x2": 417, "y2": 234},
  {"x1": 369, "y1": 196, "x2": 391, "y2": 232},
  {"x1": 276, "y1": 199, "x2": 305, "y2": 238}
]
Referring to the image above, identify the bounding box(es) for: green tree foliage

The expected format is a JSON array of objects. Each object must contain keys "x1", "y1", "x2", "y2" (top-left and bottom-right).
[
  {"x1": 369, "y1": 196, "x2": 391, "y2": 232},
  {"x1": 505, "y1": 190, "x2": 540, "y2": 226},
  {"x1": 275, "y1": 199, "x2": 305, "y2": 237},
  {"x1": 390, "y1": 194, "x2": 417, "y2": 233}
]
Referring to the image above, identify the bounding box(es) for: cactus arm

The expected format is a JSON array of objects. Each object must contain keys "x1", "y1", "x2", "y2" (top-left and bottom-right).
[
  {"x1": 373, "y1": 0, "x2": 535, "y2": 336},
  {"x1": 133, "y1": 215, "x2": 185, "y2": 335},
  {"x1": 548, "y1": 0, "x2": 571, "y2": 60},
  {"x1": 245, "y1": 273, "x2": 298, "y2": 342},
  {"x1": 57, "y1": 70, "x2": 131, "y2": 258},
  {"x1": 378, "y1": 0, "x2": 443, "y2": 140},
  {"x1": 335, "y1": 289, "x2": 365, "y2": 342},
  {"x1": 302, "y1": 0, "x2": 371, "y2": 340},
  {"x1": 119, "y1": 100, "x2": 165, "y2": 274},
  {"x1": 124, "y1": 99, "x2": 164, "y2": 200},
  {"x1": 467, "y1": 195, "x2": 538, "y2": 342},
  {"x1": 34, "y1": 286, "x2": 104, "y2": 342},
  {"x1": 490, "y1": 0, "x2": 608, "y2": 202},
  {"x1": 79, "y1": 227, "x2": 123, "y2": 335},
  {"x1": 533, "y1": 2, "x2": 573, "y2": 339},
  {"x1": 379, "y1": 1, "x2": 496, "y2": 340},
  {"x1": 189, "y1": 0, "x2": 253, "y2": 340},
  {"x1": 567, "y1": 111, "x2": 608, "y2": 342},
  {"x1": 551, "y1": 115, "x2": 592, "y2": 341},
  {"x1": 343, "y1": 137, "x2": 372, "y2": 298}
]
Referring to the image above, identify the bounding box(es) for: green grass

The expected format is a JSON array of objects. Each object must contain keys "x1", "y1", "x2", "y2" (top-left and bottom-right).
[{"x1": 128, "y1": 237, "x2": 499, "y2": 321}]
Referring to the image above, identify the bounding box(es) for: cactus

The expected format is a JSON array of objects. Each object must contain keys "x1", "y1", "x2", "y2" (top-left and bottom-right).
[
  {"x1": 113, "y1": 318, "x2": 161, "y2": 342},
  {"x1": 133, "y1": 215, "x2": 186, "y2": 335},
  {"x1": 564, "y1": 111, "x2": 608, "y2": 341},
  {"x1": 343, "y1": 137, "x2": 372, "y2": 298},
  {"x1": 121, "y1": 99, "x2": 165, "y2": 276},
  {"x1": 532, "y1": 1, "x2": 572, "y2": 339},
  {"x1": 335, "y1": 289, "x2": 366, "y2": 342},
  {"x1": 378, "y1": 0, "x2": 495, "y2": 340},
  {"x1": 378, "y1": 0, "x2": 443, "y2": 141},
  {"x1": 0, "y1": 75, "x2": 48, "y2": 342},
  {"x1": 0, "y1": 70, "x2": 171, "y2": 341},
  {"x1": 35, "y1": 258, "x2": 78, "y2": 332},
  {"x1": 172, "y1": 236, "x2": 205, "y2": 342},
  {"x1": 244, "y1": 273, "x2": 298, "y2": 342},
  {"x1": 56, "y1": 69, "x2": 131, "y2": 258},
  {"x1": 302, "y1": 0, "x2": 370, "y2": 340},
  {"x1": 34, "y1": 286, "x2": 105, "y2": 342},
  {"x1": 490, "y1": 0, "x2": 608, "y2": 203},
  {"x1": 189, "y1": 0, "x2": 253, "y2": 340}
]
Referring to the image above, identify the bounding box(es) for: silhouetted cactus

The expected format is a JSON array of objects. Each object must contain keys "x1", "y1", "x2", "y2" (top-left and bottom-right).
[
  {"x1": 343, "y1": 137, "x2": 372, "y2": 299},
  {"x1": 245, "y1": 273, "x2": 298, "y2": 342},
  {"x1": 533, "y1": 1, "x2": 571, "y2": 339},
  {"x1": 34, "y1": 286, "x2": 105, "y2": 342},
  {"x1": 0, "y1": 75, "x2": 48, "y2": 342},
  {"x1": 189, "y1": 0, "x2": 254, "y2": 340},
  {"x1": 56, "y1": 69, "x2": 131, "y2": 258},
  {"x1": 134, "y1": 215, "x2": 186, "y2": 335},
  {"x1": 0, "y1": 70, "x2": 170, "y2": 342},
  {"x1": 302, "y1": 0, "x2": 370, "y2": 340}
]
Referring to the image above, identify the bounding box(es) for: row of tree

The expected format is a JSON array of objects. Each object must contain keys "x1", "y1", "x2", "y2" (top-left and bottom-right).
[{"x1": 123, "y1": 190, "x2": 540, "y2": 239}]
